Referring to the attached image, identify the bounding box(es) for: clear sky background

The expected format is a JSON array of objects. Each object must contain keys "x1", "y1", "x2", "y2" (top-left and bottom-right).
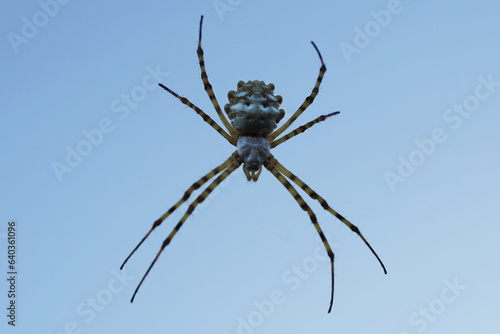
[{"x1": 2, "y1": 1, "x2": 500, "y2": 333}]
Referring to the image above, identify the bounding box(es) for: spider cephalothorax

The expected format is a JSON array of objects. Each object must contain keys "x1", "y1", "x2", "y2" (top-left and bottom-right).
[
  {"x1": 224, "y1": 80, "x2": 285, "y2": 137},
  {"x1": 121, "y1": 15, "x2": 387, "y2": 313},
  {"x1": 236, "y1": 135, "x2": 270, "y2": 181}
]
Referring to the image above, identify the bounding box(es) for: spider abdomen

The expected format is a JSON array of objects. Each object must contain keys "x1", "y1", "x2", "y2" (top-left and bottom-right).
[{"x1": 224, "y1": 80, "x2": 285, "y2": 137}]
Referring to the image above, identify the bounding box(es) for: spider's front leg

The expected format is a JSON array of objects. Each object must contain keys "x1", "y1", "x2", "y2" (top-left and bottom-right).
[
  {"x1": 269, "y1": 154, "x2": 387, "y2": 275},
  {"x1": 263, "y1": 158, "x2": 336, "y2": 313},
  {"x1": 120, "y1": 151, "x2": 241, "y2": 270},
  {"x1": 128, "y1": 153, "x2": 244, "y2": 302}
]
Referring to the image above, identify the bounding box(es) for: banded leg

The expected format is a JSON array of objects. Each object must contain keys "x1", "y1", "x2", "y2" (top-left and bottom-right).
[
  {"x1": 268, "y1": 42, "x2": 326, "y2": 142},
  {"x1": 158, "y1": 83, "x2": 236, "y2": 145},
  {"x1": 268, "y1": 154, "x2": 387, "y2": 274},
  {"x1": 197, "y1": 16, "x2": 239, "y2": 139},
  {"x1": 121, "y1": 151, "x2": 240, "y2": 270},
  {"x1": 264, "y1": 159, "x2": 335, "y2": 313},
  {"x1": 130, "y1": 156, "x2": 243, "y2": 302},
  {"x1": 270, "y1": 111, "x2": 339, "y2": 148}
]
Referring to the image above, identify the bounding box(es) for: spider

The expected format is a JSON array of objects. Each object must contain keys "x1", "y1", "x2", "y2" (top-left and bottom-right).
[{"x1": 121, "y1": 16, "x2": 386, "y2": 313}]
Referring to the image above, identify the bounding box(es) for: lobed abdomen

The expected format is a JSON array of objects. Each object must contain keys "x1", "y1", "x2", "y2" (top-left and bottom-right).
[{"x1": 224, "y1": 80, "x2": 285, "y2": 137}]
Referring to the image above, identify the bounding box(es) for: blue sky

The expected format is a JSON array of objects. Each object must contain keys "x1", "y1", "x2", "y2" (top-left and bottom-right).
[{"x1": 2, "y1": 0, "x2": 500, "y2": 333}]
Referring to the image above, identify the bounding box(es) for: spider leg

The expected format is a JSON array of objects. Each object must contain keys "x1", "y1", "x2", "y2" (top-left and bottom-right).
[
  {"x1": 120, "y1": 151, "x2": 240, "y2": 270},
  {"x1": 270, "y1": 111, "x2": 339, "y2": 148},
  {"x1": 264, "y1": 158, "x2": 335, "y2": 313},
  {"x1": 158, "y1": 83, "x2": 236, "y2": 145},
  {"x1": 130, "y1": 155, "x2": 243, "y2": 302},
  {"x1": 268, "y1": 154, "x2": 387, "y2": 275},
  {"x1": 268, "y1": 42, "x2": 326, "y2": 142},
  {"x1": 197, "y1": 16, "x2": 239, "y2": 139}
]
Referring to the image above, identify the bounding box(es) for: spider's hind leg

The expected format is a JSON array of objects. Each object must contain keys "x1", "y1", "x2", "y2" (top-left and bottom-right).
[
  {"x1": 264, "y1": 159, "x2": 336, "y2": 313},
  {"x1": 270, "y1": 111, "x2": 340, "y2": 148},
  {"x1": 197, "y1": 16, "x2": 238, "y2": 139},
  {"x1": 158, "y1": 83, "x2": 236, "y2": 145},
  {"x1": 268, "y1": 42, "x2": 327, "y2": 142}
]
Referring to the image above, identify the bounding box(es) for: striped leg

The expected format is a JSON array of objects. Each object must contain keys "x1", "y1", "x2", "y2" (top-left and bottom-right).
[
  {"x1": 264, "y1": 159, "x2": 336, "y2": 313},
  {"x1": 268, "y1": 42, "x2": 326, "y2": 142},
  {"x1": 197, "y1": 16, "x2": 239, "y2": 139},
  {"x1": 268, "y1": 154, "x2": 387, "y2": 274},
  {"x1": 270, "y1": 111, "x2": 339, "y2": 148},
  {"x1": 121, "y1": 151, "x2": 240, "y2": 270},
  {"x1": 129, "y1": 156, "x2": 243, "y2": 302},
  {"x1": 158, "y1": 83, "x2": 236, "y2": 145}
]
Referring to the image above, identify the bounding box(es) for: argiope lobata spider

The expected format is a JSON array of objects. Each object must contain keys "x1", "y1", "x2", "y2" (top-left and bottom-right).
[{"x1": 121, "y1": 15, "x2": 387, "y2": 313}]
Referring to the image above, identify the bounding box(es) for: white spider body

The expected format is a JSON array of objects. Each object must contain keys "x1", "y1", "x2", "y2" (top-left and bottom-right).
[
  {"x1": 122, "y1": 16, "x2": 386, "y2": 314},
  {"x1": 236, "y1": 135, "x2": 270, "y2": 179},
  {"x1": 224, "y1": 80, "x2": 285, "y2": 137}
]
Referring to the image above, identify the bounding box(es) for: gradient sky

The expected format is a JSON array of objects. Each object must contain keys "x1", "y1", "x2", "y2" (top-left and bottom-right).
[{"x1": 2, "y1": 1, "x2": 500, "y2": 333}]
